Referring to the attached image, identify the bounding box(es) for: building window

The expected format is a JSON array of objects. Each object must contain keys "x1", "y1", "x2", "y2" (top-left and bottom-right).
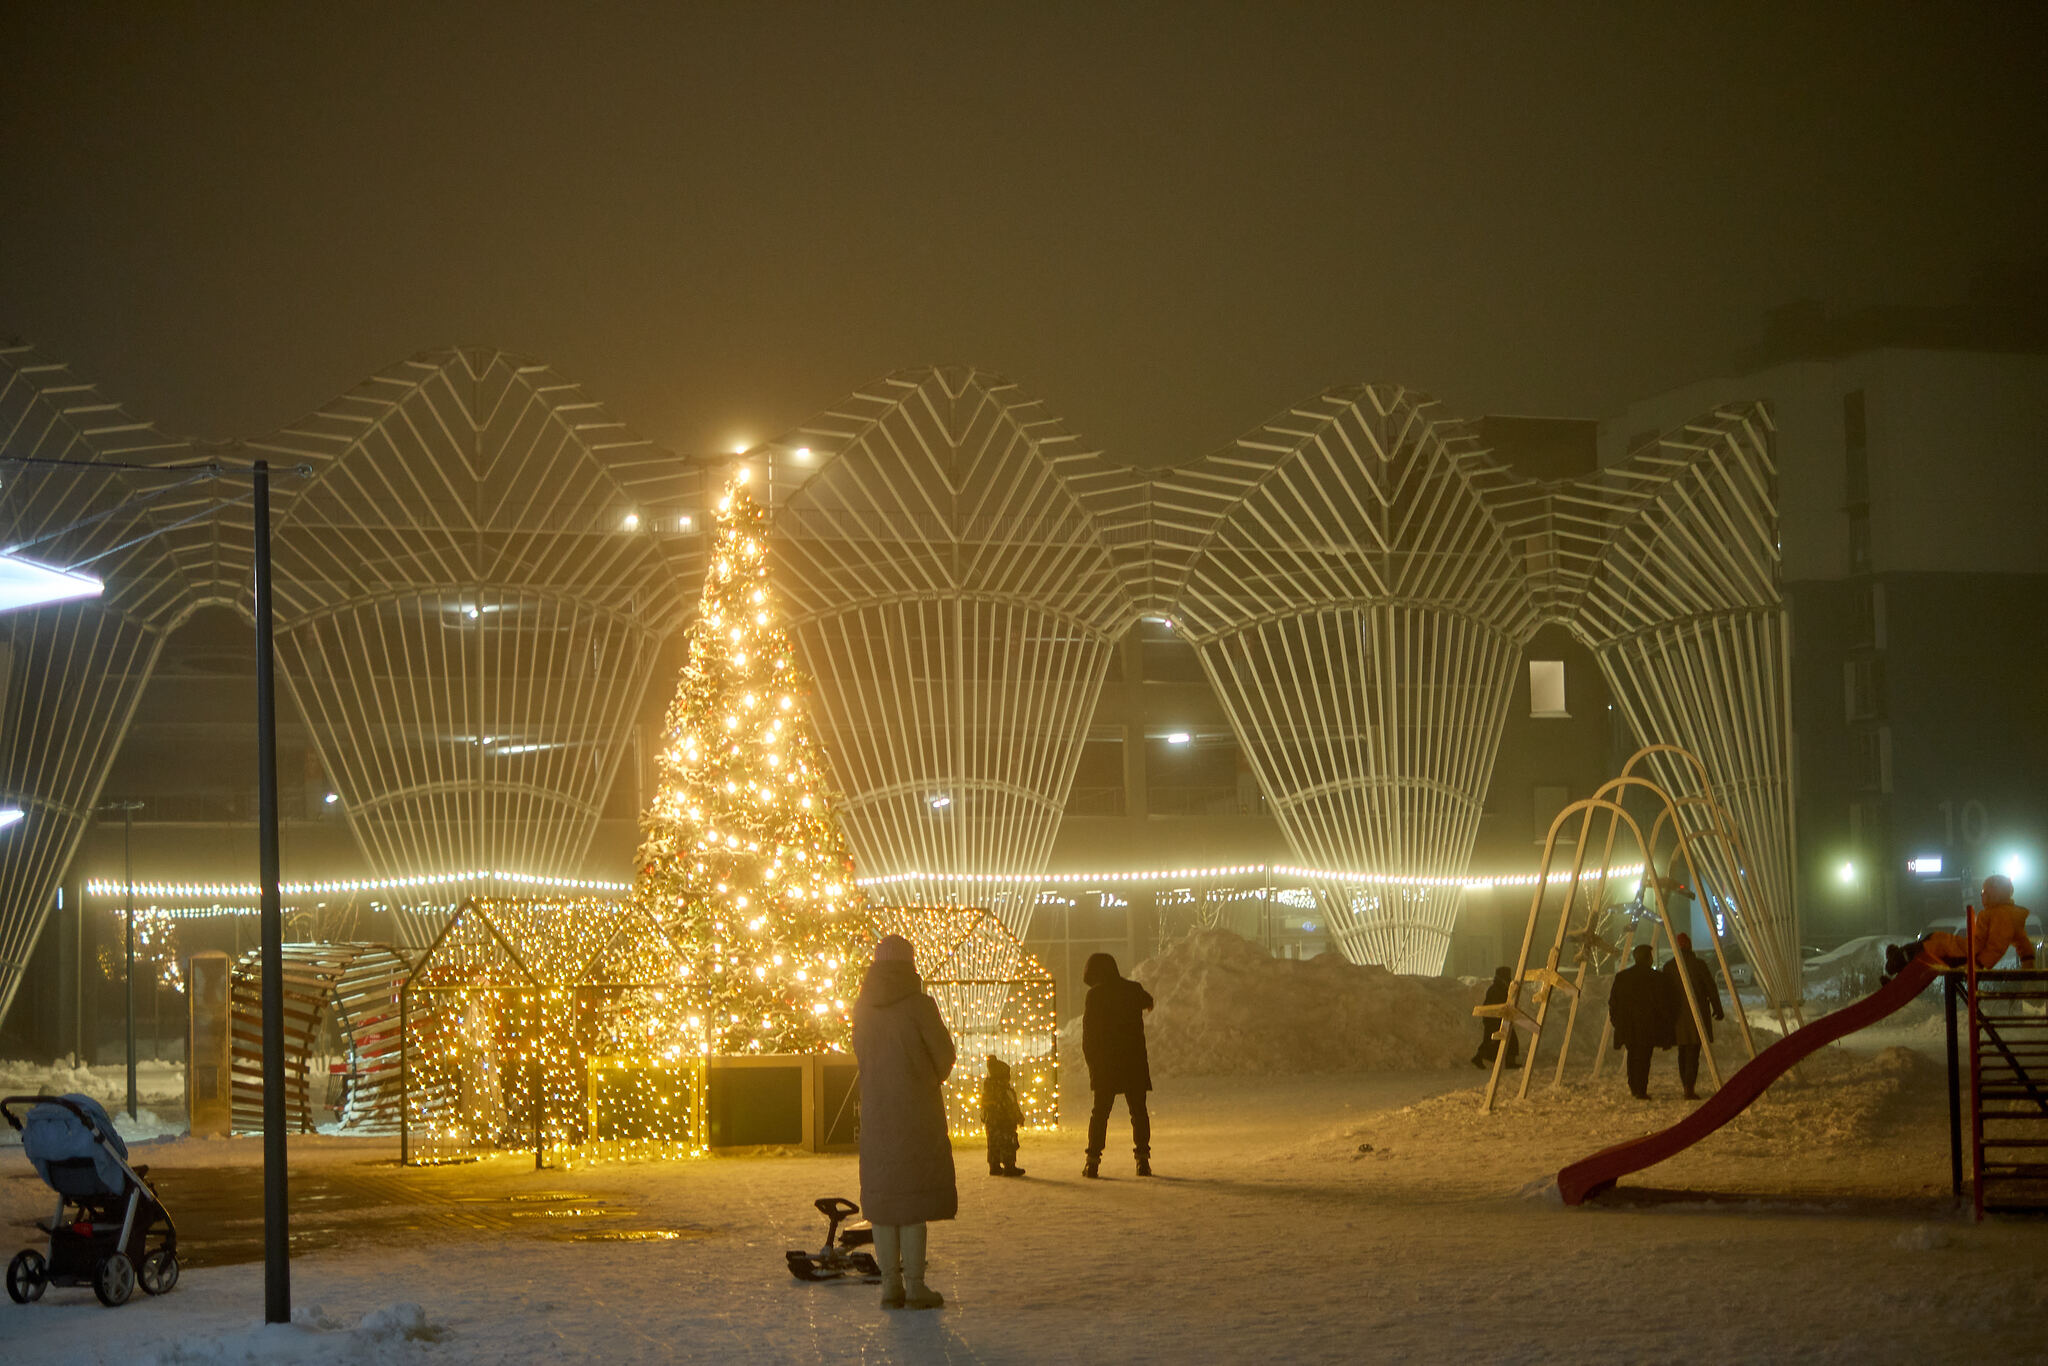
[
  {"x1": 1843, "y1": 657, "x2": 1884, "y2": 722},
  {"x1": 1842, "y1": 390, "x2": 1869, "y2": 506},
  {"x1": 1847, "y1": 508, "x2": 1872, "y2": 575},
  {"x1": 1853, "y1": 728, "x2": 1892, "y2": 794},
  {"x1": 1851, "y1": 581, "x2": 1887, "y2": 650},
  {"x1": 1529, "y1": 660, "x2": 1568, "y2": 718}
]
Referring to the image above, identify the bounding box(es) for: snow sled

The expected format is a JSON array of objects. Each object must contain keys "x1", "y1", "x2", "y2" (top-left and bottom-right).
[
  {"x1": 3, "y1": 1094, "x2": 180, "y2": 1307},
  {"x1": 785, "y1": 1196, "x2": 880, "y2": 1282}
]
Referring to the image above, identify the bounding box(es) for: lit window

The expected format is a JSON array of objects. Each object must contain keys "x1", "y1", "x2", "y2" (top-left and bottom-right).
[{"x1": 1529, "y1": 661, "x2": 1567, "y2": 718}]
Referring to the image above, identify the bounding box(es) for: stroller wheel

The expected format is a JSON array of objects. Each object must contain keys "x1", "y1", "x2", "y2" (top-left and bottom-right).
[
  {"x1": 140, "y1": 1249, "x2": 180, "y2": 1296},
  {"x1": 7, "y1": 1249, "x2": 48, "y2": 1303},
  {"x1": 93, "y1": 1252, "x2": 136, "y2": 1308}
]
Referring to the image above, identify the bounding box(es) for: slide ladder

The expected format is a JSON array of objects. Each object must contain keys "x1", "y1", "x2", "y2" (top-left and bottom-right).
[
  {"x1": 1557, "y1": 957, "x2": 1938, "y2": 1205},
  {"x1": 1968, "y1": 967, "x2": 2048, "y2": 1216}
]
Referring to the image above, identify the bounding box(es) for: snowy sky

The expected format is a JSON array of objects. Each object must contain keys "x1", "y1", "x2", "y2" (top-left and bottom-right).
[{"x1": 4, "y1": 2, "x2": 2044, "y2": 464}]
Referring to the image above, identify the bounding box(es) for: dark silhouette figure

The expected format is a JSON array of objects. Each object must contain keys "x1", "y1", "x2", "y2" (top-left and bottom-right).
[
  {"x1": 1608, "y1": 944, "x2": 1671, "y2": 1099},
  {"x1": 979, "y1": 1054, "x2": 1025, "y2": 1177},
  {"x1": 1472, "y1": 965, "x2": 1522, "y2": 1070},
  {"x1": 1661, "y1": 932, "x2": 1725, "y2": 1100},
  {"x1": 1081, "y1": 952, "x2": 1154, "y2": 1178}
]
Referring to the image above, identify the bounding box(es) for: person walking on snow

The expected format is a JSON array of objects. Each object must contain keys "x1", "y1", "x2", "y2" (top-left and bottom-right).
[
  {"x1": 980, "y1": 1055, "x2": 1025, "y2": 1177},
  {"x1": 853, "y1": 934, "x2": 956, "y2": 1310},
  {"x1": 1661, "y1": 933, "x2": 1724, "y2": 1100},
  {"x1": 1608, "y1": 943, "x2": 1671, "y2": 1100},
  {"x1": 1081, "y1": 952, "x2": 1154, "y2": 1178},
  {"x1": 1472, "y1": 965, "x2": 1522, "y2": 1070},
  {"x1": 1886, "y1": 874, "x2": 2037, "y2": 979}
]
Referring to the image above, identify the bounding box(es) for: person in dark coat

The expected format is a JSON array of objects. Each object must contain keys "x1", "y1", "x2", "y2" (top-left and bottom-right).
[
  {"x1": 979, "y1": 1055, "x2": 1025, "y2": 1177},
  {"x1": 853, "y1": 934, "x2": 956, "y2": 1310},
  {"x1": 1662, "y1": 932, "x2": 1725, "y2": 1100},
  {"x1": 1607, "y1": 943, "x2": 1670, "y2": 1099},
  {"x1": 1471, "y1": 965, "x2": 1522, "y2": 1069},
  {"x1": 1081, "y1": 952, "x2": 1154, "y2": 1178}
]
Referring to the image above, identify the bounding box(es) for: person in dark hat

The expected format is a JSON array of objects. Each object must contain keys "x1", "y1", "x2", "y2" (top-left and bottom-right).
[
  {"x1": 1081, "y1": 952, "x2": 1154, "y2": 1178},
  {"x1": 1608, "y1": 943, "x2": 1670, "y2": 1100},
  {"x1": 1472, "y1": 965, "x2": 1522, "y2": 1070},
  {"x1": 1662, "y1": 932, "x2": 1724, "y2": 1101}
]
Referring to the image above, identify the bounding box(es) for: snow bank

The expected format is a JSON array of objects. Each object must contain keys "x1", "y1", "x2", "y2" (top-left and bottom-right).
[
  {"x1": 0, "y1": 1059, "x2": 189, "y2": 1145},
  {"x1": 1334, "y1": 1043, "x2": 1947, "y2": 1195},
  {"x1": 1066, "y1": 930, "x2": 1486, "y2": 1077},
  {"x1": 146, "y1": 1302, "x2": 447, "y2": 1364},
  {"x1": 0, "y1": 1057, "x2": 185, "y2": 1107}
]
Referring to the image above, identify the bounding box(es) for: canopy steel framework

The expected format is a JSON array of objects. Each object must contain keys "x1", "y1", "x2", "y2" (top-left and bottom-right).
[{"x1": 0, "y1": 347, "x2": 1794, "y2": 1025}]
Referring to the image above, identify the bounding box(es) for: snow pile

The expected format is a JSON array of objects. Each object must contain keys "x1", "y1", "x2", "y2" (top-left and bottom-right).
[
  {"x1": 147, "y1": 1302, "x2": 447, "y2": 1364},
  {"x1": 1332, "y1": 1042, "x2": 1946, "y2": 1196},
  {"x1": 1067, "y1": 930, "x2": 1485, "y2": 1077},
  {"x1": 0, "y1": 1057, "x2": 185, "y2": 1107},
  {"x1": 0, "y1": 1058, "x2": 189, "y2": 1145}
]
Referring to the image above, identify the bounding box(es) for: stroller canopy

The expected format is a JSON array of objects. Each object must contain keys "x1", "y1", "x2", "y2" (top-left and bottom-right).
[{"x1": 23, "y1": 1094, "x2": 130, "y2": 1195}]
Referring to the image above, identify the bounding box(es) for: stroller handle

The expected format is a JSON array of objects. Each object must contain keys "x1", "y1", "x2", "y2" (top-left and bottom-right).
[{"x1": 0, "y1": 1094, "x2": 114, "y2": 1143}]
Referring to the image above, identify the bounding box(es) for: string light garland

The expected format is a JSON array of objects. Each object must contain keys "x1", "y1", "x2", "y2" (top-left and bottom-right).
[
  {"x1": 854, "y1": 862, "x2": 1648, "y2": 893},
  {"x1": 404, "y1": 898, "x2": 710, "y2": 1163},
  {"x1": 631, "y1": 471, "x2": 870, "y2": 1058},
  {"x1": 83, "y1": 870, "x2": 629, "y2": 901}
]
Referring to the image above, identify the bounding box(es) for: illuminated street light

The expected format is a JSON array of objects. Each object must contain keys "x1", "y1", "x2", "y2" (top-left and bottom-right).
[
  {"x1": 0, "y1": 551, "x2": 103, "y2": 613},
  {"x1": 1999, "y1": 852, "x2": 2029, "y2": 884},
  {"x1": 1836, "y1": 860, "x2": 1856, "y2": 885},
  {"x1": 928, "y1": 794, "x2": 952, "y2": 810},
  {"x1": 621, "y1": 512, "x2": 641, "y2": 531},
  {"x1": 1165, "y1": 731, "x2": 1191, "y2": 745}
]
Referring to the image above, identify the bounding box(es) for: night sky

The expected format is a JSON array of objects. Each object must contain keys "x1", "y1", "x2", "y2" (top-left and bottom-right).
[{"x1": 5, "y1": 3, "x2": 2043, "y2": 466}]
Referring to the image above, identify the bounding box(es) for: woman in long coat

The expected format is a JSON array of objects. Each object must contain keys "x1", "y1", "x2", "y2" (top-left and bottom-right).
[
  {"x1": 1081, "y1": 952, "x2": 1154, "y2": 1178},
  {"x1": 853, "y1": 933, "x2": 957, "y2": 1310}
]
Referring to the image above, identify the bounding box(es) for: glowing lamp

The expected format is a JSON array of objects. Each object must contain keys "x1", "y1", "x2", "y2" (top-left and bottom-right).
[{"x1": 0, "y1": 553, "x2": 102, "y2": 613}]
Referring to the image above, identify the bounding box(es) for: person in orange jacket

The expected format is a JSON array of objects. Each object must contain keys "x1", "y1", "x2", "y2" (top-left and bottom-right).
[{"x1": 1885, "y1": 874, "x2": 2037, "y2": 978}]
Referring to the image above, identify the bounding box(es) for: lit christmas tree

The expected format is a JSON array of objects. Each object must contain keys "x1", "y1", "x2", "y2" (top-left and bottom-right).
[{"x1": 633, "y1": 470, "x2": 868, "y2": 1056}]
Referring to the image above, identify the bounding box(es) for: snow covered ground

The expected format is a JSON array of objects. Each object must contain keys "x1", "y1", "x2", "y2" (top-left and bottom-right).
[{"x1": 2, "y1": 1032, "x2": 2041, "y2": 1363}]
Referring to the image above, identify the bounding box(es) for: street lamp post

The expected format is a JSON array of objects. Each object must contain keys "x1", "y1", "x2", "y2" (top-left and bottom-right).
[
  {"x1": 252, "y1": 460, "x2": 290, "y2": 1324},
  {"x1": 98, "y1": 799, "x2": 144, "y2": 1119}
]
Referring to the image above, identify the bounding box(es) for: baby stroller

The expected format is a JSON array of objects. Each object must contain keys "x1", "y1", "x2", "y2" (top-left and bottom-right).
[{"x1": 3, "y1": 1094, "x2": 180, "y2": 1307}]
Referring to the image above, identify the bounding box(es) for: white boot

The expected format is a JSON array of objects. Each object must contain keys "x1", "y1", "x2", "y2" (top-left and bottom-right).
[
  {"x1": 900, "y1": 1222, "x2": 944, "y2": 1309},
  {"x1": 873, "y1": 1224, "x2": 904, "y2": 1308}
]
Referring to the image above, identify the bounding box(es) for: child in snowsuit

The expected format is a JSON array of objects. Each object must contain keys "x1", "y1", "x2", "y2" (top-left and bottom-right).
[{"x1": 980, "y1": 1055, "x2": 1025, "y2": 1177}]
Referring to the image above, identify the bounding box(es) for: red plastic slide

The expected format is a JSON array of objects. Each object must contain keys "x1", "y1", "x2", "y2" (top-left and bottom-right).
[{"x1": 1557, "y1": 956, "x2": 1939, "y2": 1205}]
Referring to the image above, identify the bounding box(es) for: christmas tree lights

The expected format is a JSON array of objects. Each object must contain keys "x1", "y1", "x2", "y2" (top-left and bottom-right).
[{"x1": 632, "y1": 471, "x2": 870, "y2": 1057}]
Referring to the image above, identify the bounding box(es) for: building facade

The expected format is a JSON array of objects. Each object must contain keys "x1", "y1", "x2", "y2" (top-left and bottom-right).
[{"x1": 1600, "y1": 347, "x2": 2048, "y2": 942}]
